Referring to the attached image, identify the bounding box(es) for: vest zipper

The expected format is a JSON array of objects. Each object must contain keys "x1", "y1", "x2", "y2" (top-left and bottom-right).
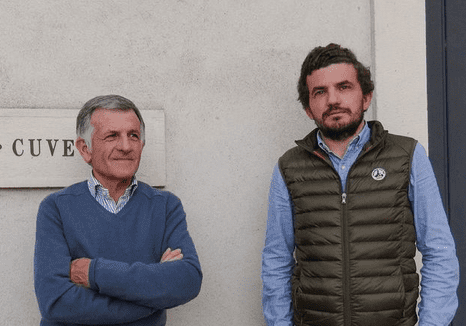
[
  {"x1": 311, "y1": 149, "x2": 352, "y2": 324},
  {"x1": 341, "y1": 191, "x2": 351, "y2": 325}
]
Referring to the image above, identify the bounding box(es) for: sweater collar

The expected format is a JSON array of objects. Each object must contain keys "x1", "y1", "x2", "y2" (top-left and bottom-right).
[{"x1": 87, "y1": 172, "x2": 138, "y2": 199}]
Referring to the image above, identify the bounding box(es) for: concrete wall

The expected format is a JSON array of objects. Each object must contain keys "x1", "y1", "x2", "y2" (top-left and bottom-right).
[
  {"x1": 0, "y1": 1, "x2": 426, "y2": 325},
  {"x1": 372, "y1": 1, "x2": 428, "y2": 147}
]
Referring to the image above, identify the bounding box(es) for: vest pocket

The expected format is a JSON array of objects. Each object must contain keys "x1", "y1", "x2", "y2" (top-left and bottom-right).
[
  {"x1": 292, "y1": 280, "x2": 345, "y2": 325},
  {"x1": 292, "y1": 283, "x2": 304, "y2": 325},
  {"x1": 350, "y1": 270, "x2": 406, "y2": 325}
]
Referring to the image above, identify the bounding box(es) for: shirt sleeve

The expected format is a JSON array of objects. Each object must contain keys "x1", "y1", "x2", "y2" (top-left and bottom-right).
[
  {"x1": 34, "y1": 196, "x2": 155, "y2": 325},
  {"x1": 261, "y1": 164, "x2": 295, "y2": 326},
  {"x1": 409, "y1": 143, "x2": 460, "y2": 326},
  {"x1": 88, "y1": 193, "x2": 203, "y2": 310}
]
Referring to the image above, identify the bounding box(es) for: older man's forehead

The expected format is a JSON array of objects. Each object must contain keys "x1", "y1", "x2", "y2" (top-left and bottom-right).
[{"x1": 91, "y1": 108, "x2": 141, "y2": 129}]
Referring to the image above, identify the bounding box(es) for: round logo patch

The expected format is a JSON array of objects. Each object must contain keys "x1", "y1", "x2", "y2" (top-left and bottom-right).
[{"x1": 372, "y1": 168, "x2": 386, "y2": 181}]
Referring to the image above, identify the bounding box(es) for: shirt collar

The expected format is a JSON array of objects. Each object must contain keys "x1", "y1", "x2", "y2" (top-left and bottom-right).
[
  {"x1": 317, "y1": 121, "x2": 371, "y2": 157},
  {"x1": 87, "y1": 172, "x2": 138, "y2": 199}
]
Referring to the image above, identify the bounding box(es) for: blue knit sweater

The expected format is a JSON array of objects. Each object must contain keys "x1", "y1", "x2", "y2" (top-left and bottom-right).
[{"x1": 34, "y1": 181, "x2": 202, "y2": 326}]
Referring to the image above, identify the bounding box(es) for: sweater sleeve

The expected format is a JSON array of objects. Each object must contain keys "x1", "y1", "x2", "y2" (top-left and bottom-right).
[
  {"x1": 88, "y1": 192, "x2": 203, "y2": 310},
  {"x1": 34, "y1": 195, "x2": 155, "y2": 325}
]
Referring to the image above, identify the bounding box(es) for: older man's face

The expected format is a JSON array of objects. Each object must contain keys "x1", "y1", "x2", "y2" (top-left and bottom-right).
[{"x1": 87, "y1": 108, "x2": 144, "y2": 185}]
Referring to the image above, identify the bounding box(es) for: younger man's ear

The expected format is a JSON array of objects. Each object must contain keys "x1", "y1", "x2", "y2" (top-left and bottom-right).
[
  {"x1": 363, "y1": 91, "x2": 373, "y2": 112},
  {"x1": 75, "y1": 138, "x2": 92, "y2": 164}
]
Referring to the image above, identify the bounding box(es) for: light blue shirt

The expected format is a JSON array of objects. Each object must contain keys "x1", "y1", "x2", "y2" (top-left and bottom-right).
[
  {"x1": 87, "y1": 173, "x2": 138, "y2": 214},
  {"x1": 261, "y1": 122, "x2": 459, "y2": 326}
]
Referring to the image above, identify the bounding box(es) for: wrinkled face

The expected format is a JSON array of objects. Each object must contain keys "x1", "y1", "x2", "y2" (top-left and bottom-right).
[
  {"x1": 82, "y1": 108, "x2": 144, "y2": 184},
  {"x1": 305, "y1": 63, "x2": 372, "y2": 140}
]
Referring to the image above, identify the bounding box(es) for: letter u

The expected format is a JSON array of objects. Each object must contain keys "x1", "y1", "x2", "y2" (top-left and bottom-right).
[{"x1": 29, "y1": 139, "x2": 42, "y2": 157}]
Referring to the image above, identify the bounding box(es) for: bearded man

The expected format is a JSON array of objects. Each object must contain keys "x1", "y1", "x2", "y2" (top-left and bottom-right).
[{"x1": 261, "y1": 44, "x2": 459, "y2": 326}]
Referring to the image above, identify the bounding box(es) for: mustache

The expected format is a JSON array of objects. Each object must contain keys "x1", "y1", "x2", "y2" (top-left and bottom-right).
[{"x1": 322, "y1": 105, "x2": 351, "y2": 119}]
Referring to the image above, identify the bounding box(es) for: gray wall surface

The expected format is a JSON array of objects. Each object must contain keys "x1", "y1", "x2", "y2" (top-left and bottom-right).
[{"x1": 0, "y1": 1, "x2": 427, "y2": 325}]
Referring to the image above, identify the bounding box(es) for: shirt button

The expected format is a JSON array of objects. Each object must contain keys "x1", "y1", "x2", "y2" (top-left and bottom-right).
[{"x1": 342, "y1": 165, "x2": 346, "y2": 170}]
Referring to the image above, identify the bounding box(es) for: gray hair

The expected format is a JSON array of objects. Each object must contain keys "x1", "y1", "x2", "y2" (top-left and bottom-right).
[{"x1": 76, "y1": 95, "x2": 146, "y2": 149}]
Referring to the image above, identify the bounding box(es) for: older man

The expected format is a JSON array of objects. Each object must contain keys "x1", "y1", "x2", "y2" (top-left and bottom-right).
[
  {"x1": 34, "y1": 95, "x2": 202, "y2": 326},
  {"x1": 261, "y1": 44, "x2": 459, "y2": 326}
]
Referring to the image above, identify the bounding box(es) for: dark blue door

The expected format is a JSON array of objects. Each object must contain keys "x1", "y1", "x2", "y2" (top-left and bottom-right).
[{"x1": 427, "y1": 1, "x2": 466, "y2": 324}]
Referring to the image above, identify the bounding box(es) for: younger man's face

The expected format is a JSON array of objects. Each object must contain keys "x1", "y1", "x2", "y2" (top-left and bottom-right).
[{"x1": 305, "y1": 63, "x2": 372, "y2": 140}]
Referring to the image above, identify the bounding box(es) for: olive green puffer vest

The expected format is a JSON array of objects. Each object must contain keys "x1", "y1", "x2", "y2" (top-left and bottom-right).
[{"x1": 278, "y1": 121, "x2": 419, "y2": 326}]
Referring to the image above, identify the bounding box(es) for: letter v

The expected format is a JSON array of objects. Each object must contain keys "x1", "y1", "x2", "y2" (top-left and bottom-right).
[{"x1": 46, "y1": 139, "x2": 59, "y2": 156}]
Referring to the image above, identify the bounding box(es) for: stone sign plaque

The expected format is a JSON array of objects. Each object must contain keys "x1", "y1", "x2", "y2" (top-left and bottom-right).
[{"x1": 0, "y1": 108, "x2": 165, "y2": 188}]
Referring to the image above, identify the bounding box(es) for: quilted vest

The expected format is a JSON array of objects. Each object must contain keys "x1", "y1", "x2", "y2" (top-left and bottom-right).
[{"x1": 278, "y1": 121, "x2": 419, "y2": 326}]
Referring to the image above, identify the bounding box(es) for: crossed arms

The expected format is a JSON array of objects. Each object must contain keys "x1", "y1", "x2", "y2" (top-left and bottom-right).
[{"x1": 70, "y1": 248, "x2": 183, "y2": 288}]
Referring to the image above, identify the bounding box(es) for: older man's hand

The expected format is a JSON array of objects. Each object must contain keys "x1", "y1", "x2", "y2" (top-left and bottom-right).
[
  {"x1": 161, "y1": 248, "x2": 183, "y2": 263},
  {"x1": 70, "y1": 258, "x2": 91, "y2": 288}
]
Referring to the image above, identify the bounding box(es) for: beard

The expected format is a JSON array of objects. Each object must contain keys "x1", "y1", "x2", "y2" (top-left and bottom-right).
[{"x1": 315, "y1": 104, "x2": 365, "y2": 141}]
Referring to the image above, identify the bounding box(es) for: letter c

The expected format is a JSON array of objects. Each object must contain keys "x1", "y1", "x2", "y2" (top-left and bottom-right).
[{"x1": 12, "y1": 139, "x2": 24, "y2": 156}]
